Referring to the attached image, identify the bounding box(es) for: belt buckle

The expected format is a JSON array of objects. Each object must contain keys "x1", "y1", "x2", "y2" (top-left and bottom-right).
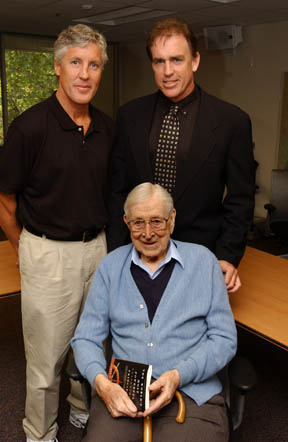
[
  {"x1": 83, "y1": 230, "x2": 95, "y2": 242},
  {"x1": 83, "y1": 231, "x2": 89, "y2": 242}
]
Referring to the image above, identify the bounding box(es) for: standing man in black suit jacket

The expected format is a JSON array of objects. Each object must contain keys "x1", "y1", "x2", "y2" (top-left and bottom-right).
[{"x1": 108, "y1": 17, "x2": 255, "y2": 293}]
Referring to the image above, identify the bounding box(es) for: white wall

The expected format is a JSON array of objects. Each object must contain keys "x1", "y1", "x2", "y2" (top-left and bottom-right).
[
  {"x1": 118, "y1": 20, "x2": 288, "y2": 218},
  {"x1": 197, "y1": 20, "x2": 288, "y2": 218}
]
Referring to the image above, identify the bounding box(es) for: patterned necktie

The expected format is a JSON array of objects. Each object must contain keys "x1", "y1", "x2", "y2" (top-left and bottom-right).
[{"x1": 154, "y1": 104, "x2": 180, "y2": 193}]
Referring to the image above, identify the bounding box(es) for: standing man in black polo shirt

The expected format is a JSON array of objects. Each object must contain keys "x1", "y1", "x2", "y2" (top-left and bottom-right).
[{"x1": 0, "y1": 24, "x2": 113, "y2": 442}]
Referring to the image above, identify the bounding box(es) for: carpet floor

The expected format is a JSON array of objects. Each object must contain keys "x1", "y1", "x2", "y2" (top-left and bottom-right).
[{"x1": 1, "y1": 295, "x2": 287, "y2": 442}]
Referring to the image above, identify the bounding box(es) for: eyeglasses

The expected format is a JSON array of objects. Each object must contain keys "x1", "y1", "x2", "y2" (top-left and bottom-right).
[{"x1": 127, "y1": 217, "x2": 169, "y2": 232}]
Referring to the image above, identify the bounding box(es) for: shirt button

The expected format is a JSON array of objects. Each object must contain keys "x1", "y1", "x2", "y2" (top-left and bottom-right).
[
  {"x1": 144, "y1": 323, "x2": 149, "y2": 328},
  {"x1": 147, "y1": 342, "x2": 153, "y2": 347},
  {"x1": 78, "y1": 127, "x2": 82, "y2": 131},
  {"x1": 139, "y1": 304, "x2": 144, "y2": 309}
]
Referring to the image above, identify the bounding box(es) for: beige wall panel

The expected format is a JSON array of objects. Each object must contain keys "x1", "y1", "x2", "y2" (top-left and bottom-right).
[{"x1": 92, "y1": 44, "x2": 115, "y2": 118}]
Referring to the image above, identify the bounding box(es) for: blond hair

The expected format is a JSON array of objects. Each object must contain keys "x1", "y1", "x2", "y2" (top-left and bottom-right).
[{"x1": 54, "y1": 24, "x2": 108, "y2": 66}]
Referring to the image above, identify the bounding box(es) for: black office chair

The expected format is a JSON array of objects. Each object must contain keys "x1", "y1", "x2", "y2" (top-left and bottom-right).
[
  {"x1": 67, "y1": 355, "x2": 257, "y2": 440},
  {"x1": 224, "y1": 356, "x2": 257, "y2": 431},
  {"x1": 262, "y1": 169, "x2": 288, "y2": 257},
  {"x1": 264, "y1": 169, "x2": 288, "y2": 239},
  {"x1": 251, "y1": 169, "x2": 288, "y2": 256}
]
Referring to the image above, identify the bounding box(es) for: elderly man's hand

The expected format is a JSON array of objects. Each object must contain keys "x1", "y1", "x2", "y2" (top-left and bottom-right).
[
  {"x1": 94, "y1": 374, "x2": 139, "y2": 418},
  {"x1": 219, "y1": 260, "x2": 241, "y2": 293},
  {"x1": 142, "y1": 369, "x2": 180, "y2": 418}
]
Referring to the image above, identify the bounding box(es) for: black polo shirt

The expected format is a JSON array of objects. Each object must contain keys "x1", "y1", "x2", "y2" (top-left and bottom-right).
[{"x1": 0, "y1": 93, "x2": 113, "y2": 239}]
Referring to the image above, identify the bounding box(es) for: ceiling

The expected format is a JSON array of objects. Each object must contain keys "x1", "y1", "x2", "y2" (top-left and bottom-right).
[{"x1": 1, "y1": 0, "x2": 288, "y2": 43}]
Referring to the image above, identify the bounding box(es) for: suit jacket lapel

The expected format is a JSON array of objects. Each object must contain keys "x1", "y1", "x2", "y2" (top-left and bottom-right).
[
  {"x1": 173, "y1": 89, "x2": 220, "y2": 202},
  {"x1": 129, "y1": 93, "x2": 158, "y2": 182}
]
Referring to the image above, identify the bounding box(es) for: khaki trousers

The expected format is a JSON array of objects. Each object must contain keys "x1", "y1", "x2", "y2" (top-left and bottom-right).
[{"x1": 19, "y1": 228, "x2": 106, "y2": 441}]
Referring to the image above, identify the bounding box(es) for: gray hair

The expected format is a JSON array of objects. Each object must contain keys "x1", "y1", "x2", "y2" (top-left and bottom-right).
[
  {"x1": 124, "y1": 183, "x2": 174, "y2": 217},
  {"x1": 54, "y1": 24, "x2": 108, "y2": 66}
]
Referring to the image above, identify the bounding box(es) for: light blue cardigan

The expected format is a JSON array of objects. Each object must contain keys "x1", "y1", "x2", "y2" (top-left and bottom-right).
[{"x1": 72, "y1": 241, "x2": 237, "y2": 406}]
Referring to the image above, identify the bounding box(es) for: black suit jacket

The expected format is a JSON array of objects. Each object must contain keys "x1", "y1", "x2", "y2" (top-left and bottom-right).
[{"x1": 107, "y1": 87, "x2": 255, "y2": 267}]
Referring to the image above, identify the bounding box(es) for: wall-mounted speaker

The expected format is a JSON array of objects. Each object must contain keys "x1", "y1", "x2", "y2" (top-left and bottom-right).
[{"x1": 203, "y1": 25, "x2": 243, "y2": 50}]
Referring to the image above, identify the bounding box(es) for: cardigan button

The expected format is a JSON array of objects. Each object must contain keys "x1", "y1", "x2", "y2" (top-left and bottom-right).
[
  {"x1": 147, "y1": 342, "x2": 153, "y2": 347},
  {"x1": 139, "y1": 304, "x2": 144, "y2": 309},
  {"x1": 144, "y1": 323, "x2": 149, "y2": 328}
]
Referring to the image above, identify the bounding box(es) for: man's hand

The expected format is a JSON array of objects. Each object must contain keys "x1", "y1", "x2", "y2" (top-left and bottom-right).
[
  {"x1": 0, "y1": 192, "x2": 21, "y2": 263},
  {"x1": 142, "y1": 369, "x2": 180, "y2": 418},
  {"x1": 94, "y1": 374, "x2": 139, "y2": 418},
  {"x1": 219, "y1": 260, "x2": 241, "y2": 293}
]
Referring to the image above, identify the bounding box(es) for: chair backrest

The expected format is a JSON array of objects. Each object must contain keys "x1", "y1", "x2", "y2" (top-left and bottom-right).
[
  {"x1": 269, "y1": 169, "x2": 288, "y2": 238},
  {"x1": 270, "y1": 169, "x2": 288, "y2": 215}
]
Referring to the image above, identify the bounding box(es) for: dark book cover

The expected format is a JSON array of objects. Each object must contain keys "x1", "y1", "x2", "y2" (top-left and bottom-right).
[{"x1": 108, "y1": 357, "x2": 152, "y2": 411}]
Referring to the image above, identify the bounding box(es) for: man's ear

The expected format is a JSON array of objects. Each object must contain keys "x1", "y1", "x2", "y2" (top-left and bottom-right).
[
  {"x1": 123, "y1": 214, "x2": 128, "y2": 226},
  {"x1": 192, "y1": 52, "x2": 200, "y2": 73},
  {"x1": 169, "y1": 209, "x2": 176, "y2": 234},
  {"x1": 54, "y1": 60, "x2": 61, "y2": 77}
]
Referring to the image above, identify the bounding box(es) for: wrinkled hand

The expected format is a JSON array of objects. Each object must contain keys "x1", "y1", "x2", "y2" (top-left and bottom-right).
[
  {"x1": 219, "y1": 260, "x2": 241, "y2": 293},
  {"x1": 142, "y1": 369, "x2": 180, "y2": 418},
  {"x1": 94, "y1": 374, "x2": 139, "y2": 418}
]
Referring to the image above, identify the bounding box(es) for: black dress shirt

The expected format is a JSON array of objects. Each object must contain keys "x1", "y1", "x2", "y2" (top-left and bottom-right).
[{"x1": 149, "y1": 86, "x2": 200, "y2": 176}]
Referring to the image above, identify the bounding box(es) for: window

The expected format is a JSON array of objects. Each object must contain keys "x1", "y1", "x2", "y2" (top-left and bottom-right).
[
  {"x1": 0, "y1": 76, "x2": 3, "y2": 144},
  {"x1": 0, "y1": 34, "x2": 56, "y2": 143},
  {"x1": 5, "y1": 49, "x2": 56, "y2": 126},
  {"x1": 278, "y1": 72, "x2": 288, "y2": 169}
]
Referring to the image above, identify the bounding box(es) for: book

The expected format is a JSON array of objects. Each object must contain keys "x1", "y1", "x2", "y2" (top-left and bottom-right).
[{"x1": 108, "y1": 357, "x2": 152, "y2": 411}]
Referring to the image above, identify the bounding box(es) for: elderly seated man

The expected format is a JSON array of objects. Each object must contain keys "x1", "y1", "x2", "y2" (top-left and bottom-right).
[{"x1": 71, "y1": 182, "x2": 237, "y2": 442}]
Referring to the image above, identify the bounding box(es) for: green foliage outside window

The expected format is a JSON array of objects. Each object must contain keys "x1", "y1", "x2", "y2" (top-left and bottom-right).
[
  {"x1": 0, "y1": 49, "x2": 57, "y2": 144},
  {"x1": 0, "y1": 79, "x2": 3, "y2": 145}
]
